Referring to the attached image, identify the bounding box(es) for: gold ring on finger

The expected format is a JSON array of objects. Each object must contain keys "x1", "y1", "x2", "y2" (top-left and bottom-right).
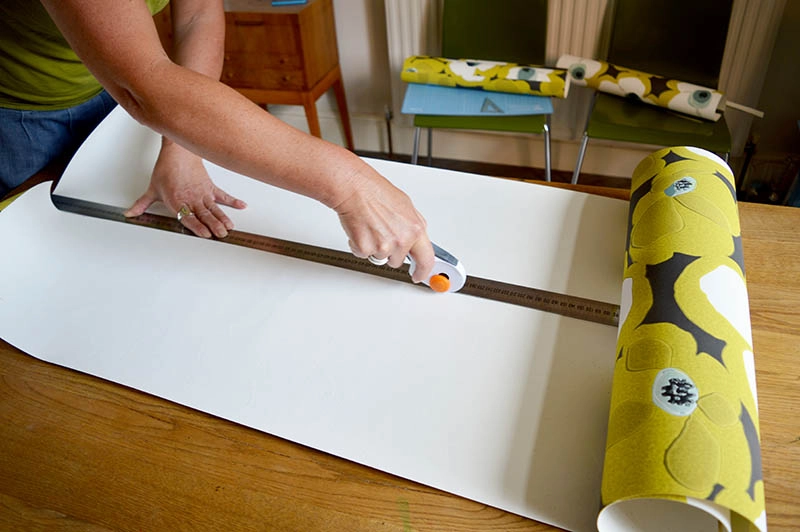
[{"x1": 177, "y1": 205, "x2": 194, "y2": 222}]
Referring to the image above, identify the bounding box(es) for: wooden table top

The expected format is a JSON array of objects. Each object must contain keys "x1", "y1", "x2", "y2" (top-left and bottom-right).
[{"x1": 1, "y1": 180, "x2": 798, "y2": 531}]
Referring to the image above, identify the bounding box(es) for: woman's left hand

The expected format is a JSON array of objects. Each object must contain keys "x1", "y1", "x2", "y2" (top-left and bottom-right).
[{"x1": 124, "y1": 138, "x2": 247, "y2": 238}]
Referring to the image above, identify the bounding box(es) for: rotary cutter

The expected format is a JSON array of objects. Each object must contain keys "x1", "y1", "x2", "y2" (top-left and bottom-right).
[
  {"x1": 408, "y1": 242, "x2": 467, "y2": 293},
  {"x1": 369, "y1": 242, "x2": 466, "y2": 293}
]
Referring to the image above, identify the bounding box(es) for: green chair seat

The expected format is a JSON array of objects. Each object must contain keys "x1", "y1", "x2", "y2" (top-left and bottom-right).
[{"x1": 586, "y1": 94, "x2": 731, "y2": 153}]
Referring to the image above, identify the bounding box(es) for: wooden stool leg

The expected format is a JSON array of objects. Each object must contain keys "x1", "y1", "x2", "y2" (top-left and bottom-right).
[
  {"x1": 332, "y1": 74, "x2": 355, "y2": 151},
  {"x1": 302, "y1": 93, "x2": 322, "y2": 139}
]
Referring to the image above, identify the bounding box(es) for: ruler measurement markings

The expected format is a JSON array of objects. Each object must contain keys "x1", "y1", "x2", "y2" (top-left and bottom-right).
[
  {"x1": 460, "y1": 278, "x2": 619, "y2": 326},
  {"x1": 51, "y1": 194, "x2": 620, "y2": 327}
]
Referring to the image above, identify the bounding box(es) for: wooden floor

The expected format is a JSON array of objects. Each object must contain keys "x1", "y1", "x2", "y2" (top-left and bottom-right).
[{"x1": 355, "y1": 150, "x2": 632, "y2": 190}]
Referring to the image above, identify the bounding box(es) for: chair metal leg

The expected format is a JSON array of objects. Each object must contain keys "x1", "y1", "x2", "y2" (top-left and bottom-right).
[
  {"x1": 572, "y1": 133, "x2": 589, "y2": 184},
  {"x1": 427, "y1": 128, "x2": 433, "y2": 166},
  {"x1": 543, "y1": 115, "x2": 552, "y2": 182},
  {"x1": 572, "y1": 92, "x2": 598, "y2": 185},
  {"x1": 411, "y1": 127, "x2": 421, "y2": 165}
]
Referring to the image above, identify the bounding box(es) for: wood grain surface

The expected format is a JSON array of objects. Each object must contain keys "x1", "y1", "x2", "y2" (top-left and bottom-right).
[{"x1": 1, "y1": 183, "x2": 798, "y2": 531}]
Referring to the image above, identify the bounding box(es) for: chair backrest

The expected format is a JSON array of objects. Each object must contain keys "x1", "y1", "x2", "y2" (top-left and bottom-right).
[
  {"x1": 605, "y1": 0, "x2": 733, "y2": 88},
  {"x1": 441, "y1": 0, "x2": 548, "y2": 65}
]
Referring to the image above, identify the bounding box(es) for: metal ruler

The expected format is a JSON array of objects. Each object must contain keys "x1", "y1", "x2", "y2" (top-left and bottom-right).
[{"x1": 52, "y1": 194, "x2": 620, "y2": 327}]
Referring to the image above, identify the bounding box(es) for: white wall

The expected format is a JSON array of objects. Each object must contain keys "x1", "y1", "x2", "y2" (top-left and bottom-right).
[{"x1": 751, "y1": 0, "x2": 800, "y2": 157}]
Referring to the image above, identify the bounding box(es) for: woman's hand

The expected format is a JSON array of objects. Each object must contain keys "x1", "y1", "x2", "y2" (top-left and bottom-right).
[
  {"x1": 332, "y1": 167, "x2": 435, "y2": 284},
  {"x1": 124, "y1": 138, "x2": 247, "y2": 238}
]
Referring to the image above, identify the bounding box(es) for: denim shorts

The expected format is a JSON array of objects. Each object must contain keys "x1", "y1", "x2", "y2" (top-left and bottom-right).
[{"x1": 0, "y1": 90, "x2": 117, "y2": 196}]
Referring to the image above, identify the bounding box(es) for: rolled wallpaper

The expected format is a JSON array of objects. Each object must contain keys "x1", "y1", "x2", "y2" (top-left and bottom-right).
[
  {"x1": 599, "y1": 147, "x2": 766, "y2": 532},
  {"x1": 556, "y1": 54, "x2": 724, "y2": 121},
  {"x1": 401, "y1": 55, "x2": 570, "y2": 98}
]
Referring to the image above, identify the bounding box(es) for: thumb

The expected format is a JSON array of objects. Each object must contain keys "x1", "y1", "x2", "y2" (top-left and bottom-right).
[{"x1": 124, "y1": 190, "x2": 158, "y2": 217}]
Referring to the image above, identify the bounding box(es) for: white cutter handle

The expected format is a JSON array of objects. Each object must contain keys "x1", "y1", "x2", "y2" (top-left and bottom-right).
[{"x1": 407, "y1": 242, "x2": 467, "y2": 293}]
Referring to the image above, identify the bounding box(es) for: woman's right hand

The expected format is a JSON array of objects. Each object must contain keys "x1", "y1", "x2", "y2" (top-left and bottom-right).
[{"x1": 332, "y1": 167, "x2": 435, "y2": 284}]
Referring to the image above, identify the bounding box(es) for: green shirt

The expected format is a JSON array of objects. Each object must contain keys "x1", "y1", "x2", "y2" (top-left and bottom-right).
[{"x1": 0, "y1": 0, "x2": 169, "y2": 110}]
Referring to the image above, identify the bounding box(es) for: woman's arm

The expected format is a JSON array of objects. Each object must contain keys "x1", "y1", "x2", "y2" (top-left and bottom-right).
[
  {"x1": 125, "y1": 0, "x2": 247, "y2": 239},
  {"x1": 41, "y1": 0, "x2": 434, "y2": 279}
]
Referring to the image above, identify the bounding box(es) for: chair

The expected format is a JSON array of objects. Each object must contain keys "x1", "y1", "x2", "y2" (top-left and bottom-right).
[
  {"x1": 571, "y1": 0, "x2": 733, "y2": 184},
  {"x1": 410, "y1": 0, "x2": 552, "y2": 181}
]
